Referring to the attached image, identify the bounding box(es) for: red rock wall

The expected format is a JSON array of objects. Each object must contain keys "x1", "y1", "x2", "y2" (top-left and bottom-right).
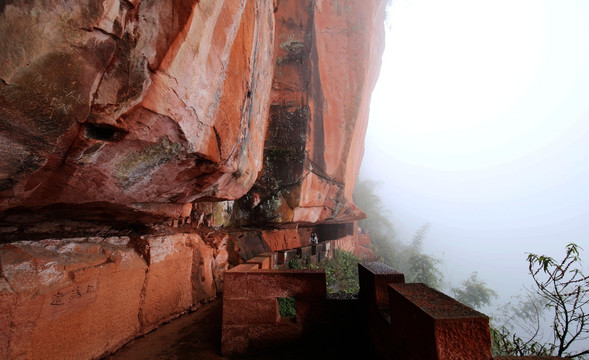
[
  {"x1": 0, "y1": 0, "x2": 275, "y2": 222},
  {"x1": 0, "y1": 0, "x2": 386, "y2": 358},
  {"x1": 0, "y1": 0, "x2": 385, "y2": 227},
  {"x1": 0, "y1": 233, "x2": 228, "y2": 359},
  {"x1": 0, "y1": 0, "x2": 386, "y2": 228},
  {"x1": 233, "y1": 0, "x2": 387, "y2": 226}
]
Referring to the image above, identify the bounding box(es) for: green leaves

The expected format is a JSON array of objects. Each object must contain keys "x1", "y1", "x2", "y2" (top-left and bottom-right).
[
  {"x1": 324, "y1": 249, "x2": 361, "y2": 294},
  {"x1": 407, "y1": 253, "x2": 442, "y2": 289},
  {"x1": 527, "y1": 243, "x2": 589, "y2": 358},
  {"x1": 527, "y1": 253, "x2": 556, "y2": 273},
  {"x1": 289, "y1": 249, "x2": 361, "y2": 294},
  {"x1": 495, "y1": 243, "x2": 589, "y2": 359},
  {"x1": 451, "y1": 272, "x2": 497, "y2": 309}
]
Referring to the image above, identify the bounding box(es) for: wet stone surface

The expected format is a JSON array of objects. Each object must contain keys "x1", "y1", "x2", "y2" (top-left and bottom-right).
[{"x1": 106, "y1": 297, "x2": 372, "y2": 360}]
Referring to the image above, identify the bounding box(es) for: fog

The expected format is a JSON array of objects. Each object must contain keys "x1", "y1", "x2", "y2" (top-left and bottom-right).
[{"x1": 362, "y1": 0, "x2": 589, "y2": 312}]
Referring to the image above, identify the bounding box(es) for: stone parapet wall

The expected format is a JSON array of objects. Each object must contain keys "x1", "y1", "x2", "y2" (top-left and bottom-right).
[
  {"x1": 221, "y1": 265, "x2": 327, "y2": 355},
  {"x1": 358, "y1": 262, "x2": 405, "y2": 308},
  {"x1": 223, "y1": 262, "x2": 497, "y2": 358},
  {"x1": 358, "y1": 263, "x2": 570, "y2": 360},
  {"x1": 0, "y1": 233, "x2": 227, "y2": 360},
  {"x1": 388, "y1": 283, "x2": 491, "y2": 360},
  {"x1": 360, "y1": 262, "x2": 492, "y2": 360}
]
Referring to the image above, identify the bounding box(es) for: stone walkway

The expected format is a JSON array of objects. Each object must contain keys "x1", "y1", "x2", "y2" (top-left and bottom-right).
[
  {"x1": 105, "y1": 300, "x2": 226, "y2": 360},
  {"x1": 105, "y1": 296, "x2": 372, "y2": 360}
]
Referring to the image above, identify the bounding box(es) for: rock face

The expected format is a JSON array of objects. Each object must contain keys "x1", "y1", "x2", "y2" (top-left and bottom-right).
[
  {"x1": 0, "y1": 233, "x2": 228, "y2": 359},
  {"x1": 0, "y1": 0, "x2": 385, "y2": 226},
  {"x1": 0, "y1": 0, "x2": 276, "y2": 222},
  {"x1": 233, "y1": 0, "x2": 386, "y2": 226},
  {"x1": 0, "y1": 0, "x2": 386, "y2": 359}
]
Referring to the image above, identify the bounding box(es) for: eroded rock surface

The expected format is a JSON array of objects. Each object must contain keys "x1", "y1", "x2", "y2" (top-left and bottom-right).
[
  {"x1": 0, "y1": 233, "x2": 228, "y2": 359},
  {"x1": 233, "y1": 0, "x2": 386, "y2": 226},
  {"x1": 0, "y1": 0, "x2": 275, "y2": 221},
  {"x1": 0, "y1": 0, "x2": 385, "y2": 226},
  {"x1": 0, "y1": 0, "x2": 386, "y2": 358}
]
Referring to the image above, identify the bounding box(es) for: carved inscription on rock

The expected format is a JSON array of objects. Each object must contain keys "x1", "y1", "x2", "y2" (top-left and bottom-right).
[{"x1": 42, "y1": 279, "x2": 98, "y2": 318}]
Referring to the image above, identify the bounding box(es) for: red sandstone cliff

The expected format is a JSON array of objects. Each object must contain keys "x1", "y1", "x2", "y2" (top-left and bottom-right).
[
  {"x1": 233, "y1": 0, "x2": 386, "y2": 226},
  {"x1": 0, "y1": 0, "x2": 386, "y2": 359},
  {"x1": 0, "y1": 0, "x2": 385, "y2": 227},
  {"x1": 0, "y1": 0, "x2": 276, "y2": 222}
]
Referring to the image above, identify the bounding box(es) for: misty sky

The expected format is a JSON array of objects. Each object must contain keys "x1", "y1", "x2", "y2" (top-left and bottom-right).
[{"x1": 361, "y1": 0, "x2": 589, "y2": 302}]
